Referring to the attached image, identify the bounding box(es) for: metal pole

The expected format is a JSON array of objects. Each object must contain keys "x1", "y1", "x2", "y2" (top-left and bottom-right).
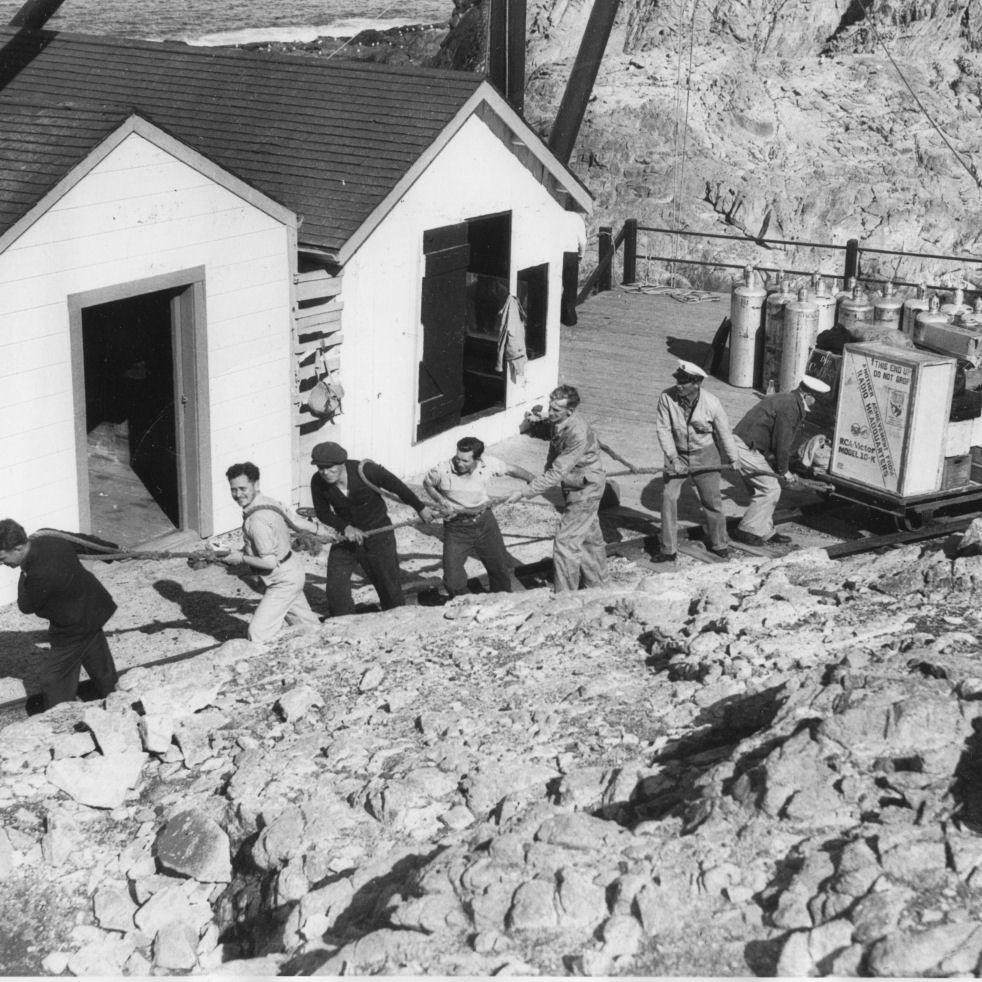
[
  {"x1": 548, "y1": 0, "x2": 622, "y2": 166},
  {"x1": 844, "y1": 238, "x2": 860, "y2": 282},
  {"x1": 622, "y1": 219, "x2": 637, "y2": 285},
  {"x1": 599, "y1": 225, "x2": 613, "y2": 292}
]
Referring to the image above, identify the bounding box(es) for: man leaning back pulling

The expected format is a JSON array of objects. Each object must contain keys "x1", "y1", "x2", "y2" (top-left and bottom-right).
[
  {"x1": 310, "y1": 442, "x2": 437, "y2": 616},
  {"x1": 0, "y1": 518, "x2": 118, "y2": 710}
]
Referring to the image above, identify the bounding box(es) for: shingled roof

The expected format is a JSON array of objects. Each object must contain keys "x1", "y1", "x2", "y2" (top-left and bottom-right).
[{"x1": 0, "y1": 28, "x2": 499, "y2": 256}]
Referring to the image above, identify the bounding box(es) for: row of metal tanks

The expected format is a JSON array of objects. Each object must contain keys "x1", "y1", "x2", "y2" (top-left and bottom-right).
[{"x1": 729, "y1": 266, "x2": 982, "y2": 392}]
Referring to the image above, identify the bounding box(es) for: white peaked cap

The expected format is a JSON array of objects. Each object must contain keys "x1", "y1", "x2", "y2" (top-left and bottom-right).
[
  {"x1": 800, "y1": 375, "x2": 831, "y2": 394},
  {"x1": 675, "y1": 359, "x2": 708, "y2": 379}
]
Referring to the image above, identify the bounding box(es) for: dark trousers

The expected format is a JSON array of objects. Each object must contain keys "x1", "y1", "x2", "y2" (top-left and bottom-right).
[
  {"x1": 42, "y1": 630, "x2": 118, "y2": 710},
  {"x1": 443, "y1": 511, "x2": 512, "y2": 596},
  {"x1": 325, "y1": 531, "x2": 405, "y2": 616}
]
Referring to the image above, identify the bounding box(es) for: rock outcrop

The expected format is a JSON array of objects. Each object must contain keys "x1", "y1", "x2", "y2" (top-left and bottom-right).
[{"x1": 4, "y1": 532, "x2": 982, "y2": 974}]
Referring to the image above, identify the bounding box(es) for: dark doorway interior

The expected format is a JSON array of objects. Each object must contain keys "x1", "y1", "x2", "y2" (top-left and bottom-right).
[
  {"x1": 462, "y1": 212, "x2": 510, "y2": 420},
  {"x1": 82, "y1": 290, "x2": 180, "y2": 542},
  {"x1": 517, "y1": 263, "x2": 548, "y2": 360}
]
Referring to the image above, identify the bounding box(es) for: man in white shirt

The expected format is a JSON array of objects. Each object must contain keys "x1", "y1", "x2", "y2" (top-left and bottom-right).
[
  {"x1": 221, "y1": 461, "x2": 328, "y2": 644},
  {"x1": 424, "y1": 437, "x2": 534, "y2": 598}
]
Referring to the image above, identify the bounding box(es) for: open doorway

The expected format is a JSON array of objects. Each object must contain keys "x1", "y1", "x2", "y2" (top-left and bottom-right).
[
  {"x1": 82, "y1": 290, "x2": 180, "y2": 541},
  {"x1": 462, "y1": 212, "x2": 510, "y2": 420},
  {"x1": 70, "y1": 270, "x2": 209, "y2": 547}
]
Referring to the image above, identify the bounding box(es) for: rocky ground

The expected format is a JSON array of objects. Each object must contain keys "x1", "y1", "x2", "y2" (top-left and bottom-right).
[{"x1": 4, "y1": 519, "x2": 982, "y2": 975}]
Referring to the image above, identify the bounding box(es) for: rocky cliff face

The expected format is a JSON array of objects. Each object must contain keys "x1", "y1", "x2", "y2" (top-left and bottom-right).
[{"x1": 441, "y1": 0, "x2": 982, "y2": 287}]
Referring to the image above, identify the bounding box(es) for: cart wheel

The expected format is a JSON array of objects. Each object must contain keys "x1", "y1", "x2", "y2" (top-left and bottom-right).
[{"x1": 895, "y1": 512, "x2": 924, "y2": 532}]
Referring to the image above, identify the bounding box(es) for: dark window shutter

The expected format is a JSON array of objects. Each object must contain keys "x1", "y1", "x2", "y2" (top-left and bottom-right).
[{"x1": 417, "y1": 223, "x2": 469, "y2": 441}]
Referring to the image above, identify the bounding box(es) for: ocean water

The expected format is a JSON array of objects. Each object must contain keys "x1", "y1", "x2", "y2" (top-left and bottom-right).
[{"x1": 0, "y1": 0, "x2": 451, "y2": 43}]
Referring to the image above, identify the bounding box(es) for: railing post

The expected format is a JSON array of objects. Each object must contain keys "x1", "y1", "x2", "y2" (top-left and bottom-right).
[
  {"x1": 598, "y1": 225, "x2": 613, "y2": 292},
  {"x1": 844, "y1": 238, "x2": 860, "y2": 283},
  {"x1": 622, "y1": 219, "x2": 637, "y2": 285}
]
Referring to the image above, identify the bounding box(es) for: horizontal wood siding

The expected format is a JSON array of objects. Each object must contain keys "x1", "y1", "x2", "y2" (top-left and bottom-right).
[{"x1": 0, "y1": 132, "x2": 294, "y2": 605}]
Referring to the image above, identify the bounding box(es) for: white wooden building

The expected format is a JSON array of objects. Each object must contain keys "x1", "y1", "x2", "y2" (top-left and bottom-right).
[{"x1": 0, "y1": 29, "x2": 591, "y2": 604}]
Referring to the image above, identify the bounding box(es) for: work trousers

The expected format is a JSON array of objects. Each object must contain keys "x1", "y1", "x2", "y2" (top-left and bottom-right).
[
  {"x1": 734, "y1": 437, "x2": 781, "y2": 539},
  {"x1": 443, "y1": 510, "x2": 512, "y2": 596},
  {"x1": 660, "y1": 444, "x2": 727, "y2": 554},
  {"x1": 248, "y1": 553, "x2": 319, "y2": 645},
  {"x1": 554, "y1": 483, "x2": 608, "y2": 592},
  {"x1": 42, "y1": 630, "x2": 118, "y2": 710},
  {"x1": 326, "y1": 531, "x2": 404, "y2": 616}
]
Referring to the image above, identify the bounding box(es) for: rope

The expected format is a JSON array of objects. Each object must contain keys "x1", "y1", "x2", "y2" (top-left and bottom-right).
[{"x1": 863, "y1": 3, "x2": 982, "y2": 190}]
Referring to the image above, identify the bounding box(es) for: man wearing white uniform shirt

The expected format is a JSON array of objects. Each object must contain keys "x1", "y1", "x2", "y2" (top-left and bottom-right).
[{"x1": 424, "y1": 437, "x2": 535, "y2": 598}]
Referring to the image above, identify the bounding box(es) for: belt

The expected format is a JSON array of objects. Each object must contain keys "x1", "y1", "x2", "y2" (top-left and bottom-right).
[
  {"x1": 278, "y1": 550, "x2": 293, "y2": 564},
  {"x1": 447, "y1": 511, "x2": 484, "y2": 523}
]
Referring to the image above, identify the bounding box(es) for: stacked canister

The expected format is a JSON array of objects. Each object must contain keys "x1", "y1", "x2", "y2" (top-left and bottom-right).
[
  {"x1": 762, "y1": 275, "x2": 796, "y2": 393},
  {"x1": 779, "y1": 288, "x2": 820, "y2": 391},
  {"x1": 729, "y1": 265, "x2": 766, "y2": 388}
]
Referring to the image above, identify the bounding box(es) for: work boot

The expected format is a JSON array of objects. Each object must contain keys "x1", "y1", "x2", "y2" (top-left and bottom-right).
[
  {"x1": 731, "y1": 528, "x2": 766, "y2": 547},
  {"x1": 651, "y1": 552, "x2": 677, "y2": 564},
  {"x1": 767, "y1": 532, "x2": 793, "y2": 545}
]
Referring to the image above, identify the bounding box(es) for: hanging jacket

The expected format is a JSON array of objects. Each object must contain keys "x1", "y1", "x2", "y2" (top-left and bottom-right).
[{"x1": 494, "y1": 295, "x2": 528, "y2": 383}]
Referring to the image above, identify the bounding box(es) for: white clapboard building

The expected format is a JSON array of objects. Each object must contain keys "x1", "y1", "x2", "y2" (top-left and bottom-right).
[{"x1": 0, "y1": 29, "x2": 591, "y2": 603}]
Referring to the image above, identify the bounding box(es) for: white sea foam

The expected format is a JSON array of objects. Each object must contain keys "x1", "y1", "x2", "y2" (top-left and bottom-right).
[{"x1": 185, "y1": 16, "x2": 445, "y2": 47}]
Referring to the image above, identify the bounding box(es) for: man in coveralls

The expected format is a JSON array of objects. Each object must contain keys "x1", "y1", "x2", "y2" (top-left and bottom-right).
[
  {"x1": 506, "y1": 384, "x2": 609, "y2": 592},
  {"x1": 310, "y1": 442, "x2": 437, "y2": 615},
  {"x1": 731, "y1": 375, "x2": 831, "y2": 546},
  {"x1": 0, "y1": 518, "x2": 118, "y2": 710},
  {"x1": 221, "y1": 462, "x2": 326, "y2": 644},
  {"x1": 653, "y1": 360, "x2": 741, "y2": 562},
  {"x1": 424, "y1": 435, "x2": 535, "y2": 598}
]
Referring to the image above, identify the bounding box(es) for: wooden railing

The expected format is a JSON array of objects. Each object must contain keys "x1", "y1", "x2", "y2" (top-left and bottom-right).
[{"x1": 579, "y1": 219, "x2": 982, "y2": 300}]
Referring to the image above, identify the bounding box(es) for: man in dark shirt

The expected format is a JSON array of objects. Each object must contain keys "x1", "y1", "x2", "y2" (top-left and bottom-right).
[
  {"x1": 0, "y1": 519, "x2": 118, "y2": 710},
  {"x1": 310, "y1": 442, "x2": 437, "y2": 615},
  {"x1": 731, "y1": 376, "x2": 830, "y2": 545}
]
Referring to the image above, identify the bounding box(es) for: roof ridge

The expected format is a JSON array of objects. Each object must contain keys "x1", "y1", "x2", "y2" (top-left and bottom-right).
[{"x1": 0, "y1": 26, "x2": 486, "y2": 84}]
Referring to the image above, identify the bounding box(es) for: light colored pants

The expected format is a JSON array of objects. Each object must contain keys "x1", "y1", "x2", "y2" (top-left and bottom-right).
[
  {"x1": 248, "y1": 553, "x2": 319, "y2": 645},
  {"x1": 660, "y1": 444, "x2": 726, "y2": 554},
  {"x1": 734, "y1": 437, "x2": 781, "y2": 539},
  {"x1": 554, "y1": 484, "x2": 608, "y2": 592}
]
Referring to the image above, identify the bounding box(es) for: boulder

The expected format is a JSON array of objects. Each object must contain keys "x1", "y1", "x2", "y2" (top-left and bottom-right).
[
  {"x1": 153, "y1": 920, "x2": 199, "y2": 970},
  {"x1": 46, "y1": 752, "x2": 145, "y2": 809},
  {"x1": 93, "y1": 885, "x2": 137, "y2": 933},
  {"x1": 275, "y1": 684, "x2": 324, "y2": 721},
  {"x1": 154, "y1": 809, "x2": 231, "y2": 883},
  {"x1": 83, "y1": 706, "x2": 142, "y2": 756}
]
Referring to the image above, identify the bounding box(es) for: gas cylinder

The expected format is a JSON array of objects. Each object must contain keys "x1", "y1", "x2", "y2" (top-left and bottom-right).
[
  {"x1": 810, "y1": 271, "x2": 837, "y2": 340},
  {"x1": 762, "y1": 275, "x2": 796, "y2": 393},
  {"x1": 942, "y1": 286, "x2": 969, "y2": 319},
  {"x1": 780, "y1": 288, "x2": 820, "y2": 392},
  {"x1": 913, "y1": 294, "x2": 951, "y2": 344},
  {"x1": 729, "y1": 265, "x2": 767, "y2": 388},
  {"x1": 873, "y1": 281, "x2": 904, "y2": 329},
  {"x1": 901, "y1": 283, "x2": 929, "y2": 337},
  {"x1": 838, "y1": 284, "x2": 873, "y2": 335},
  {"x1": 835, "y1": 276, "x2": 858, "y2": 325}
]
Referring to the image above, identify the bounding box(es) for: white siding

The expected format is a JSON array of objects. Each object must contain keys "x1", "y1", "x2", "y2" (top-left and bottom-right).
[
  {"x1": 303, "y1": 113, "x2": 581, "y2": 487},
  {"x1": 0, "y1": 133, "x2": 294, "y2": 604}
]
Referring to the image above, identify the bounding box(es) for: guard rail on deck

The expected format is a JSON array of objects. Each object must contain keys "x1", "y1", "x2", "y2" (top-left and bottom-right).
[{"x1": 578, "y1": 219, "x2": 982, "y2": 303}]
